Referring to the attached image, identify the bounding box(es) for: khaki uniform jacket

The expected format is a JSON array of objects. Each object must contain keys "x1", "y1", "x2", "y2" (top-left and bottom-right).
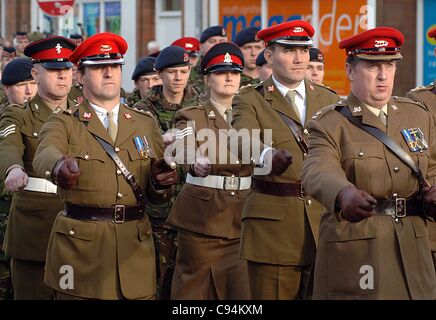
[
  {"x1": 232, "y1": 77, "x2": 339, "y2": 265},
  {"x1": 0, "y1": 94, "x2": 72, "y2": 261},
  {"x1": 167, "y1": 102, "x2": 252, "y2": 238},
  {"x1": 33, "y1": 100, "x2": 172, "y2": 299},
  {"x1": 302, "y1": 94, "x2": 436, "y2": 299}
]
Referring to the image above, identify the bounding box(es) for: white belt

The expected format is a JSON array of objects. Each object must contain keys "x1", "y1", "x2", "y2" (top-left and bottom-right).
[
  {"x1": 186, "y1": 173, "x2": 251, "y2": 191},
  {"x1": 23, "y1": 177, "x2": 58, "y2": 194}
]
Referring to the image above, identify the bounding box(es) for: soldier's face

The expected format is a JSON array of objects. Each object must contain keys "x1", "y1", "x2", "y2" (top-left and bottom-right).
[
  {"x1": 306, "y1": 61, "x2": 325, "y2": 85},
  {"x1": 135, "y1": 73, "x2": 162, "y2": 99},
  {"x1": 158, "y1": 66, "x2": 190, "y2": 95},
  {"x1": 15, "y1": 37, "x2": 29, "y2": 53},
  {"x1": 78, "y1": 64, "x2": 122, "y2": 103},
  {"x1": 32, "y1": 65, "x2": 72, "y2": 100},
  {"x1": 258, "y1": 64, "x2": 273, "y2": 82},
  {"x1": 265, "y1": 45, "x2": 310, "y2": 87},
  {"x1": 205, "y1": 71, "x2": 241, "y2": 98},
  {"x1": 4, "y1": 79, "x2": 37, "y2": 105},
  {"x1": 347, "y1": 60, "x2": 396, "y2": 108},
  {"x1": 241, "y1": 41, "x2": 265, "y2": 71},
  {"x1": 200, "y1": 36, "x2": 228, "y2": 56}
]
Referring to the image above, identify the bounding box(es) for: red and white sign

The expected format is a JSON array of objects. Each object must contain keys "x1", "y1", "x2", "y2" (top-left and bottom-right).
[{"x1": 37, "y1": 0, "x2": 75, "y2": 17}]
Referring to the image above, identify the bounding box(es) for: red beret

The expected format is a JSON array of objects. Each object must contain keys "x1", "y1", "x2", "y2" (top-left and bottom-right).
[
  {"x1": 339, "y1": 27, "x2": 404, "y2": 60},
  {"x1": 428, "y1": 27, "x2": 436, "y2": 40},
  {"x1": 257, "y1": 20, "x2": 314, "y2": 47},
  {"x1": 24, "y1": 36, "x2": 76, "y2": 69},
  {"x1": 172, "y1": 37, "x2": 200, "y2": 56},
  {"x1": 69, "y1": 32, "x2": 128, "y2": 66}
]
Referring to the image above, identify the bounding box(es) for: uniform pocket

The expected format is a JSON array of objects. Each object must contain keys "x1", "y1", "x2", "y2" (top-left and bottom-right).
[
  {"x1": 242, "y1": 192, "x2": 288, "y2": 220},
  {"x1": 180, "y1": 184, "x2": 212, "y2": 201},
  {"x1": 326, "y1": 219, "x2": 378, "y2": 296},
  {"x1": 54, "y1": 215, "x2": 97, "y2": 241},
  {"x1": 68, "y1": 144, "x2": 106, "y2": 191}
]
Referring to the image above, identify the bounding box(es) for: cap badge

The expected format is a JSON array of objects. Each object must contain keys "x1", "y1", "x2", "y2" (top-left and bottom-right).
[
  {"x1": 186, "y1": 43, "x2": 194, "y2": 48},
  {"x1": 374, "y1": 40, "x2": 389, "y2": 48},
  {"x1": 55, "y1": 43, "x2": 62, "y2": 54},
  {"x1": 208, "y1": 110, "x2": 216, "y2": 119},
  {"x1": 83, "y1": 112, "x2": 92, "y2": 119},
  {"x1": 100, "y1": 44, "x2": 112, "y2": 52},
  {"x1": 293, "y1": 27, "x2": 304, "y2": 33},
  {"x1": 223, "y1": 53, "x2": 232, "y2": 63},
  {"x1": 267, "y1": 85, "x2": 275, "y2": 92},
  {"x1": 183, "y1": 53, "x2": 189, "y2": 62},
  {"x1": 353, "y1": 106, "x2": 362, "y2": 113},
  {"x1": 124, "y1": 112, "x2": 132, "y2": 119},
  {"x1": 317, "y1": 53, "x2": 323, "y2": 61},
  {"x1": 222, "y1": 28, "x2": 226, "y2": 36}
]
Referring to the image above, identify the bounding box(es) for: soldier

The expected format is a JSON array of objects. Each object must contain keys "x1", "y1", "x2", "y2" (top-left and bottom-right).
[
  {"x1": 172, "y1": 37, "x2": 201, "y2": 68},
  {"x1": 305, "y1": 47, "x2": 325, "y2": 85},
  {"x1": 0, "y1": 58, "x2": 37, "y2": 113},
  {"x1": 168, "y1": 42, "x2": 251, "y2": 300},
  {"x1": 132, "y1": 45, "x2": 198, "y2": 299},
  {"x1": 234, "y1": 27, "x2": 264, "y2": 87},
  {"x1": 32, "y1": 32, "x2": 177, "y2": 300},
  {"x1": 189, "y1": 26, "x2": 228, "y2": 95},
  {"x1": 302, "y1": 27, "x2": 436, "y2": 299},
  {"x1": 1, "y1": 47, "x2": 17, "y2": 70},
  {"x1": 255, "y1": 49, "x2": 272, "y2": 82},
  {"x1": 406, "y1": 26, "x2": 436, "y2": 268},
  {"x1": 13, "y1": 32, "x2": 29, "y2": 58},
  {"x1": 127, "y1": 56, "x2": 161, "y2": 107},
  {"x1": 0, "y1": 36, "x2": 77, "y2": 299},
  {"x1": 232, "y1": 20, "x2": 339, "y2": 300}
]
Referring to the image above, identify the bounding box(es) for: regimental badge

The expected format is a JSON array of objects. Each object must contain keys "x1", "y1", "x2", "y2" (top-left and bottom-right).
[
  {"x1": 124, "y1": 112, "x2": 132, "y2": 119},
  {"x1": 133, "y1": 136, "x2": 154, "y2": 159},
  {"x1": 293, "y1": 27, "x2": 304, "y2": 33},
  {"x1": 267, "y1": 85, "x2": 275, "y2": 92},
  {"x1": 83, "y1": 112, "x2": 92, "y2": 119},
  {"x1": 391, "y1": 104, "x2": 398, "y2": 111},
  {"x1": 223, "y1": 52, "x2": 232, "y2": 63},
  {"x1": 353, "y1": 106, "x2": 362, "y2": 113},
  {"x1": 55, "y1": 43, "x2": 62, "y2": 54},
  {"x1": 309, "y1": 84, "x2": 315, "y2": 91},
  {"x1": 401, "y1": 128, "x2": 429, "y2": 152},
  {"x1": 100, "y1": 44, "x2": 112, "y2": 52},
  {"x1": 208, "y1": 110, "x2": 216, "y2": 119},
  {"x1": 77, "y1": 96, "x2": 84, "y2": 104}
]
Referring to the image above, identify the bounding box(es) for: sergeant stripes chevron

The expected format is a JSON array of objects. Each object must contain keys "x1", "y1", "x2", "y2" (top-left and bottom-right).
[{"x1": 0, "y1": 124, "x2": 16, "y2": 138}]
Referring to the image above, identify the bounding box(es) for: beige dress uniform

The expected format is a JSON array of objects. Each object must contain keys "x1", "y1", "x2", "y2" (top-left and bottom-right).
[
  {"x1": 168, "y1": 101, "x2": 251, "y2": 299},
  {"x1": 33, "y1": 100, "x2": 172, "y2": 300},
  {"x1": 406, "y1": 81, "x2": 436, "y2": 269},
  {"x1": 0, "y1": 94, "x2": 74, "y2": 299},
  {"x1": 232, "y1": 76, "x2": 339, "y2": 299},
  {"x1": 302, "y1": 94, "x2": 436, "y2": 299}
]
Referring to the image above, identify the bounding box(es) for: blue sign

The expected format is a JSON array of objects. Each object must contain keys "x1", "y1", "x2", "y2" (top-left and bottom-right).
[{"x1": 423, "y1": 0, "x2": 436, "y2": 84}]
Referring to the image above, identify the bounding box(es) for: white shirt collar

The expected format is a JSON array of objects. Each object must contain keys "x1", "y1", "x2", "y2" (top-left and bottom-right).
[
  {"x1": 272, "y1": 75, "x2": 306, "y2": 100},
  {"x1": 88, "y1": 101, "x2": 120, "y2": 127}
]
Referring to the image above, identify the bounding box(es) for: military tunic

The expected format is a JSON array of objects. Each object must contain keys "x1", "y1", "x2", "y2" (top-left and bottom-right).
[
  {"x1": 0, "y1": 94, "x2": 74, "y2": 299},
  {"x1": 32, "y1": 100, "x2": 172, "y2": 300},
  {"x1": 406, "y1": 81, "x2": 436, "y2": 269},
  {"x1": 168, "y1": 102, "x2": 251, "y2": 299},
  {"x1": 232, "y1": 76, "x2": 339, "y2": 299},
  {"x1": 302, "y1": 94, "x2": 436, "y2": 299}
]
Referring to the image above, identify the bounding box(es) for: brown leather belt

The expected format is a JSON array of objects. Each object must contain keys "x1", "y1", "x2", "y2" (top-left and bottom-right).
[
  {"x1": 252, "y1": 178, "x2": 306, "y2": 198},
  {"x1": 64, "y1": 204, "x2": 144, "y2": 223},
  {"x1": 374, "y1": 197, "x2": 423, "y2": 218}
]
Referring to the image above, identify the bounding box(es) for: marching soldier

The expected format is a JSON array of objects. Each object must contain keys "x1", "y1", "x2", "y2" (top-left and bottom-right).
[
  {"x1": 302, "y1": 27, "x2": 436, "y2": 299},
  {"x1": 232, "y1": 20, "x2": 339, "y2": 300},
  {"x1": 33, "y1": 32, "x2": 177, "y2": 300},
  {"x1": 234, "y1": 27, "x2": 264, "y2": 87},
  {"x1": 0, "y1": 36, "x2": 77, "y2": 299},
  {"x1": 168, "y1": 42, "x2": 251, "y2": 300},
  {"x1": 127, "y1": 56, "x2": 161, "y2": 107}
]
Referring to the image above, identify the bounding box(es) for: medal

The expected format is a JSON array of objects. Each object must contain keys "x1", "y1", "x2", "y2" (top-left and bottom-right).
[{"x1": 401, "y1": 128, "x2": 428, "y2": 152}]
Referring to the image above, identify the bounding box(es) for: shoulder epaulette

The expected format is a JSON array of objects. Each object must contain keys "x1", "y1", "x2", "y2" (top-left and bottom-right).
[
  {"x1": 238, "y1": 82, "x2": 260, "y2": 95},
  {"x1": 409, "y1": 83, "x2": 434, "y2": 93},
  {"x1": 311, "y1": 102, "x2": 342, "y2": 121},
  {"x1": 310, "y1": 82, "x2": 338, "y2": 95},
  {"x1": 393, "y1": 96, "x2": 426, "y2": 110},
  {"x1": 56, "y1": 105, "x2": 79, "y2": 116},
  {"x1": 182, "y1": 105, "x2": 204, "y2": 112},
  {"x1": 128, "y1": 106, "x2": 158, "y2": 120}
]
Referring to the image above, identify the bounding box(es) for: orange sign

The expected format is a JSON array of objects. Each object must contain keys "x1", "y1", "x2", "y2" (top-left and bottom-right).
[{"x1": 219, "y1": 0, "x2": 261, "y2": 40}]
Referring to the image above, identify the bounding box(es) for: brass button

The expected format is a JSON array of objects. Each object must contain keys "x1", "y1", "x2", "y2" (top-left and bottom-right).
[
  {"x1": 394, "y1": 167, "x2": 400, "y2": 173},
  {"x1": 303, "y1": 129, "x2": 309, "y2": 135},
  {"x1": 33, "y1": 132, "x2": 38, "y2": 137},
  {"x1": 117, "y1": 193, "x2": 123, "y2": 199},
  {"x1": 35, "y1": 104, "x2": 39, "y2": 110},
  {"x1": 115, "y1": 147, "x2": 120, "y2": 152},
  {"x1": 358, "y1": 152, "x2": 364, "y2": 157},
  {"x1": 306, "y1": 199, "x2": 312, "y2": 206},
  {"x1": 45, "y1": 170, "x2": 51, "y2": 177},
  {"x1": 230, "y1": 191, "x2": 235, "y2": 196},
  {"x1": 84, "y1": 154, "x2": 90, "y2": 160},
  {"x1": 116, "y1": 169, "x2": 122, "y2": 175},
  {"x1": 69, "y1": 230, "x2": 75, "y2": 236}
]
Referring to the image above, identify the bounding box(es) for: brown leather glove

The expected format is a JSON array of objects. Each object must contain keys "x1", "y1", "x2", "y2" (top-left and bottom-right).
[
  {"x1": 336, "y1": 185, "x2": 377, "y2": 222},
  {"x1": 422, "y1": 186, "x2": 436, "y2": 218},
  {"x1": 270, "y1": 149, "x2": 293, "y2": 176},
  {"x1": 53, "y1": 156, "x2": 81, "y2": 189},
  {"x1": 151, "y1": 158, "x2": 177, "y2": 190}
]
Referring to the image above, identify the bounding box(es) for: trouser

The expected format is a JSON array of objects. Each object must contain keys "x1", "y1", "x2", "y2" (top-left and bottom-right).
[
  {"x1": 247, "y1": 261, "x2": 312, "y2": 300},
  {"x1": 11, "y1": 258, "x2": 54, "y2": 300}
]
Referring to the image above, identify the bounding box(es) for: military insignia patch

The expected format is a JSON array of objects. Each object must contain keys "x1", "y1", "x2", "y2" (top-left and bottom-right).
[
  {"x1": 83, "y1": 112, "x2": 92, "y2": 119},
  {"x1": 401, "y1": 128, "x2": 428, "y2": 152},
  {"x1": 0, "y1": 124, "x2": 16, "y2": 138},
  {"x1": 267, "y1": 85, "x2": 275, "y2": 92},
  {"x1": 124, "y1": 112, "x2": 132, "y2": 119},
  {"x1": 309, "y1": 84, "x2": 315, "y2": 91},
  {"x1": 391, "y1": 104, "x2": 398, "y2": 110},
  {"x1": 133, "y1": 136, "x2": 153, "y2": 158},
  {"x1": 208, "y1": 110, "x2": 216, "y2": 119},
  {"x1": 353, "y1": 106, "x2": 362, "y2": 113}
]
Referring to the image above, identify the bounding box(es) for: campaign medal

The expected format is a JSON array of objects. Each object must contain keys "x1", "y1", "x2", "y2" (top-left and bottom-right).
[{"x1": 401, "y1": 128, "x2": 428, "y2": 152}]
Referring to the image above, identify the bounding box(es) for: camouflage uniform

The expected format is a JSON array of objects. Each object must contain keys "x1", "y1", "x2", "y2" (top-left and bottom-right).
[
  {"x1": 127, "y1": 88, "x2": 142, "y2": 107},
  {"x1": 0, "y1": 88, "x2": 9, "y2": 115},
  {"x1": 240, "y1": 73, "x2": 260, "y2": 87},
  {"x1": 132, "y1": 84, "x2": 199, "y2": 299},
  {"x1": 188, "y1": 62, "x2": 206, "y2": 98}
]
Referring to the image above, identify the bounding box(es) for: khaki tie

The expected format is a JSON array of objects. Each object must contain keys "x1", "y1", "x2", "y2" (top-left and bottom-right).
[
  {"x1": 224, "y1": 108, "x2": 233, "y2": 128},
  {"x1": 107, "y1": 110, "x2": 118, "y2": 141},
  {"x1": 378, "y1": 109, "x2": 387, "y2": 127},
  {"x1": 285, "y1": 90, "x2": 300, "y2": 121}
]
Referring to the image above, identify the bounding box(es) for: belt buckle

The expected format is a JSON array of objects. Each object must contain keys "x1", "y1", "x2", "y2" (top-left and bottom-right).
[
  {"x1": 298, "y1": 183, "x2": 306, "y2": 200},
  {"x1": 114, "y1": 205, "x2": 125, "y2": 223},
  {"x1": 223, "y1": 176, "x2": 240, "y2": 191},
  {"x1": 394, "y1": 197, "x2": 407, "y2": 218}
]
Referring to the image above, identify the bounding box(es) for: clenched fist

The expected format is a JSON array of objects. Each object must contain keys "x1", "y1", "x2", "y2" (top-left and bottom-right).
[
  {"x1": 151, "y1": 158, "x2": 177, "y2": 190},
  {"x1": 53, "y1": 156, "x2": 81, "y2": 189},
  {"x1": 264, "y1": 149, "x2": 293, "y2": 176},
  {"x1": 5, "y1": 167, "x2": 29, "y2": 192},
  {"x1": 336, "y1": 185, "x2": 376, "y2": 222},
  {"x1": 192, "y1": 156, "x2": 211, "y2": 178}
]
